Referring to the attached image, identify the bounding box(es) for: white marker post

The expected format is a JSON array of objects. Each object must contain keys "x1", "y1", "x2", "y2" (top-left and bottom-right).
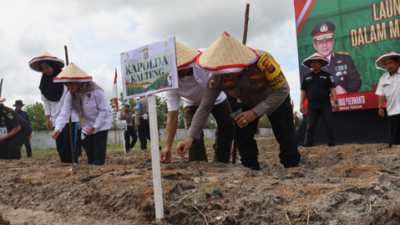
[{"x1": 148, "y1": 94, "x2": 164, "y2": 220}]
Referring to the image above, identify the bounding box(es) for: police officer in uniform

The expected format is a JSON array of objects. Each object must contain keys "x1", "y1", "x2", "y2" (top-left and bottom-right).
[
  {"x1": 300, "y1": 21, "x2": 362, "y2": 94},
  {"x1": 0, "y1": 98, "x2": 32, "y2": 159},
  {"x1": 177, "y1": 32, "x2": 301, "y2": 170},
  {"x1": 120, "y1": 102, "x2": 137, "y2": 152},
  {"x1": 135, "y1": 96, "x2": 150, "y2": 150}
]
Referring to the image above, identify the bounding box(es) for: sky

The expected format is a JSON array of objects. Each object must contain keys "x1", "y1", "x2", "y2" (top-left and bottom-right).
[{"x1": 0, "y1": 0, "x2": 301, "y2": 112}]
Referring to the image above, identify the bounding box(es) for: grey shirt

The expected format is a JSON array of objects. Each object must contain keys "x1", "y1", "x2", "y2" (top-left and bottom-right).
[
  {"x1": 135, "y1": 97, "x2": 149, "y2": 126},
  {"x1": 119, "y1": 110, "x2": 135, "y2": 126},
  {"x1": 188, "y1": 50, "x2": 290, "y2": 140}
]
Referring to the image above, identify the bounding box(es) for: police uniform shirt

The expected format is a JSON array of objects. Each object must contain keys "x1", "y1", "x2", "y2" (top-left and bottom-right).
[
  {"x1": 120, "y1": 110, "x2": 135, "y2": 126},
  {"x1": 0, "y1": 105, "x2": 30, "y2": 133},
  {"x1": 135, "y1": 97, "x2": 149, "y2": 126},
  {"x1": 301, "y1": 70, "x2": 336, "y2": 110},
  {"x1": 187, "y1": 50, "x2": 290, "y2": 140}
]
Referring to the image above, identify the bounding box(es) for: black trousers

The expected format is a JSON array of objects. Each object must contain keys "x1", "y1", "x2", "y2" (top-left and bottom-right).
[
  {"x1": 235, "y1": 95, "x2": 300, "y2": 170},
  {"x1": 24, "y1": 138, "x2": 32, "y2": 158},
  {"x1": 0, "y1": 126, "x2": 31, "y2": 160},
  {"x1": 84, "y1": 129, "x2": 108, "y2": 165},
  {"x1": 388, "y1": 114, "x2": 400, "y2": 148},
  {"x1": 138, "y1": 118, "x2": 150, "y2": 150},
  {"x1": 125, "y1": 125, "x2": 137, "y2": 151},
  {"x1": 55, "y1": 123, "x2": 81, "y2": 163},
  {"x1": 305, "y1": 106, "x2": 335, "y2": 146}
]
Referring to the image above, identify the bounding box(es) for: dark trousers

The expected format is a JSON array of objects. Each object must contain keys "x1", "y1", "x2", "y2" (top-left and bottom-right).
[
  {"x1": 388, "y1": 114, "x2": 400, "y2": 148},
  {"x1": 24, "y1": 138, "x2": 32, "y2": 158},
  {"x1": 125, "y1": 125, "x2": 137, "y2": 151},
  {"x1": 235, "y1": 96, "x2": 300, "y2": 170},
  {"x1": 0, "y1": 126, "x2": 31, "y2": 160},
  {"x1": 84, "y1": 130, "x2": 108, "y2": 165},
  {"x1": 55, "y1": 123, "x2": 81, "y2": 163},
  {"x1": 184, "y1": 98, "x2": 233, "y2": 163},
  {"x1": 139, "y1": 118, "x2": 150, "y2": 150},
  {"x1": 305, "y1": 106, "x2": 335, "y2": 146}
]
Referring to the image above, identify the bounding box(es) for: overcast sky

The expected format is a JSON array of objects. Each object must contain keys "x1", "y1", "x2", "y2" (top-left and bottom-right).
[{"x1": 0, "y1": 0, "x2": 301, "y2": 111}]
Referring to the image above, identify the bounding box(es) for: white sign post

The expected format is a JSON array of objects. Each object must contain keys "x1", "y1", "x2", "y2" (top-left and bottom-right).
[{"x1": 120, "y1": 37, "x2": 178, "y2": 221}]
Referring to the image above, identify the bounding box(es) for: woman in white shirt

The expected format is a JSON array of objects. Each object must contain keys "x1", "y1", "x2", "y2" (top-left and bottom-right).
[
  {"x1": 29, "y1": 52, "x2": 80, "y2": 163},
  {"x1": 51, "y1": 63, "x2": 112, "y2": 165}
]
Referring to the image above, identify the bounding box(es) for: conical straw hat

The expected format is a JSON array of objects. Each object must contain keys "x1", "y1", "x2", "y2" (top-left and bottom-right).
[
  {"x1": 0, "y1": 98, "x2": 5, "y2": 103},
  {"x1": 197, "y1": 31, "x2": 258, "y2": 74},
  {"x1": 176, "y1": 42, "x2": 200, "y2": 69},
  {"x1": 29, "y1": 52, "x2": 65, "y2": 72},
  {"x1": 53, "y1": 63, "x2": 93, "y2": 83},
  {"x1": 375, "y1": 52, "x2": 400, "y2": 70},
  {"x1": 302, "y1": 53, "x2": 329, "y2": 68}
]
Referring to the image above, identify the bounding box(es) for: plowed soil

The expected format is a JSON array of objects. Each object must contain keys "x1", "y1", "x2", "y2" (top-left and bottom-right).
[{"x1": 1, "y1": 138, "x2": 400, "y2": 225}]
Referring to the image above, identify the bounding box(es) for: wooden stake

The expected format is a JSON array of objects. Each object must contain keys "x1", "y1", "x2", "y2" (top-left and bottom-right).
[
  {"x1": 64, "y1": 45, "x2": 76, "y2": 164},
  {"x1": 0, "y1": 78, "x2": 3, "y2": 98},
  {"x1": 147, "y1": 94, "x2": 164, "y2": 221}
]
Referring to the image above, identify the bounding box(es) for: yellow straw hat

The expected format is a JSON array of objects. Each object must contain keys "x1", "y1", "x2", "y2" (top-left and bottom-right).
[
  {"x1": 176, "y1": 42, "x2": 201, "y2": 69},
  {"x1": 375, "y1": 52, "x2": 400, "y2": 70},
  {"x1": 302, "y1": 53, "x2": 329, "y2": 68},
  {"x1": 196, "y1": 31, "x2": 258, "y2": 74},
  {"x1": 53, "y1": 63, "x2": 93, "y2": 83},
  {"x1": 0, "y1": 98, "x2": 5, "y2": 103},
  {"x1": 29, "y1": 52, "x2": 65, "y2": 72}
]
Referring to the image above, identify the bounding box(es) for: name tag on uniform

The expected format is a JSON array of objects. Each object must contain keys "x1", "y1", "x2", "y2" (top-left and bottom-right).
[
  {"x1": 306, "y1": 77, "x2": 312, "y2": 80},
  {"x1": 0, "y1": 127, "x2": 8, "y2": 137},
  {"x1": 143, "y1": 113, "x2": 148, "y2": 120},
  {"x1": 320, "y1": 76, "x2": 326, "y2": 79}
]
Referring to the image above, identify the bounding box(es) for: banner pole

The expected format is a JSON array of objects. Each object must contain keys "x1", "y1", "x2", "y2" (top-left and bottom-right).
[{"x1": 147, "y1": 94, "x2": 164, "y2": 221}]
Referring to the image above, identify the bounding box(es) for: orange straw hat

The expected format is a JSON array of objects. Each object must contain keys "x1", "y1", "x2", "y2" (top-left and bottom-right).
[
  {"x1": 375, "y1": 52, "x2": 400, "y2": 70},
  {"x1": 0, "y1": 98, "x2": 5, "y2": 103},
  {"x1": 29, "y1": 52, "x2": 65, "y2": 72},
  {"x1": 196, "y1": 31, "x2": 259, "y2": 74},
  {"x1": 302, "y1": 53, "x2": 329, "y2": 68},
  {"x1": 53, "y1": 63, "x2": 93, "y2": 83},
  {"x1": 176, "y1": 42, "x2": 201, "y2": 70}
]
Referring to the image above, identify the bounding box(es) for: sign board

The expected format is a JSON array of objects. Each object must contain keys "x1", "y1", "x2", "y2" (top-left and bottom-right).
[{"x1": 120, "y1": 37, "x2": 178, "y2": 99}]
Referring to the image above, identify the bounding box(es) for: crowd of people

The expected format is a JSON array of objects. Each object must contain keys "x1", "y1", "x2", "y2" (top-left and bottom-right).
[{"x1": 0, "y1": 32, "x2": 399, "y2": 171}]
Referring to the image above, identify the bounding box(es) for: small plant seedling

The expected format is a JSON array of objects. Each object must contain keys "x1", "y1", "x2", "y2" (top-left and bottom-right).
[{"x1": 270, "y1": 200, "x2": 273, "y2": 205}]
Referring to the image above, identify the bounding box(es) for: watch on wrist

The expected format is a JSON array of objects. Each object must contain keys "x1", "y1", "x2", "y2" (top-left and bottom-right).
[
  {"x1": 334, "y1": 100, "x2": 338, "y2": 104},
  {"x1": 379, "y1": 107, "x2": 383, "y2": 110}
]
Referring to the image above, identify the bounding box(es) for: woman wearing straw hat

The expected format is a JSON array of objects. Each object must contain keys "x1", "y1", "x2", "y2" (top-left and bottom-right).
[
  {"x1": 51, "y1": 63, "x2": 112, "y2": 165},
  {"x1": 159, "y1": 42, "x2": 233, "y2": 164},
  {"x1": 176, "y1": 32, "x2": 301, "y2": 170},
  {"x1": 375, "y1": 52, "x2": 400, "y2": 147},
  {"x1": 0, "y1": 98, "x2": 32, "y2": 159},
  {"x1": 29, "y1": 52, "x2": 80, "y2": 163}
]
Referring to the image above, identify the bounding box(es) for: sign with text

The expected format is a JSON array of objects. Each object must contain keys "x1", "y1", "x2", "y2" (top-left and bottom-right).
[
  {"x1": 295, "y1": 0, "x2": 399, "y2": 113},
  {"x1": 120, "y1": 37, "x2": 178, "y2": 99}
]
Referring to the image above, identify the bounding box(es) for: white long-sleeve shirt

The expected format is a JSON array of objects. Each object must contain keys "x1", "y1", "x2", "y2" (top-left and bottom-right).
[
  {"x1": 55, "y1": 89, "x2": 112, "y2": 134},
  {"x1": 42, "y1": 85, "x2": 79, "y2": 127},
  {"x1": 376, "y1": 68, "x2": 400, "y2": 116}
]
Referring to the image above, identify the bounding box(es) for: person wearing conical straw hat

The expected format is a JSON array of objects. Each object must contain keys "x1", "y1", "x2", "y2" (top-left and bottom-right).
[
  {"x1": 29, "y1": 52, "x2": 80, "y2": 163},
  {"x1": 176, "y1": 32, "x2": 301, "y2": 170},
  {"x1": 51, "y1": 63, "x2": 112, "y2": 165},
  {"x1": 159, "y1": 42, "x2": 233, "y2": 164},
  {"x1": 300, "y1": 53, "x2": 339, "y2": 148},
  {"x1": 0, "y1": 98, "x2": 32, "y2": 160},
  {"x1": 375, "y1": 52, "x2": 400, "y2": 147}
]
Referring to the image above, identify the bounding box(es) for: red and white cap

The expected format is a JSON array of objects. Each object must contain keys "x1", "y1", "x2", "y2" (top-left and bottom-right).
[
  {"x1": 302, "y1": 53, "x2": 329, "y2": 68},
  {"x1": 53, "y1": 63, "x2": 93, "y2": 83},
  {"x1": 29, "y1": 52, "x2": 65, "y2": 72},
  {"x1": 196, "y1": 31, "x2": 259, "y2": 74},
  {"x1": 375, "y1": 52, "x2": 400, "y2": 70},
  {"x1": 0, "y1": 98, "x2": 5, "y2": 103},
  {"x1": 176, "y1": 42, "x2": 201, "y2": 70}
]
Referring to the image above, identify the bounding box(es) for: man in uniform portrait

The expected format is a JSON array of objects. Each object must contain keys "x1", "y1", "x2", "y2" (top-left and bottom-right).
[{"x1": 300, "y1": 21, "x2": 362, "y2": 95}]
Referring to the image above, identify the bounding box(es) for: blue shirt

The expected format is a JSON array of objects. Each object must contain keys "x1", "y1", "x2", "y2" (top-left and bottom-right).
[{"x1": 15, "y1": 110, "x2": 31, "y2": 125}]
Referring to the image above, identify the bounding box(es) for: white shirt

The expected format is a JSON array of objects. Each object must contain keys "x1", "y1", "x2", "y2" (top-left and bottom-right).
[
  {"x1": 166, "y1": 63, "x2": 226, "y2": 111},
  {"x1": 376, "y1": 68, "x2": 400, "y2": 116},
  {"x1": 42, "y1": 85, "x2": 79, "y2": 127},
  {"x1": 55, "y1": 89, "x2": 112, "y2": 134}
]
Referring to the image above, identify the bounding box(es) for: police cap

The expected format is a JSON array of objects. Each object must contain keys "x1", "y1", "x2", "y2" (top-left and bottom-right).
[{"x1": 311, "y1": 21, "x2": 336, "y2": 41}]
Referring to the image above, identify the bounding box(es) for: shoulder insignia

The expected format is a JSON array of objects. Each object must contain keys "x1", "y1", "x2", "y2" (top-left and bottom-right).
[
  {"x1": 7, "y1": 113, "x2": 13, "y2": 120},
  {"x1": 209, "y1": 78, "x2": 217, "y2": 89},
  {"x1": 135, "y1": 102, "x2": 141, "y2": 110},
  {"x1": 257, "y1": 53, "x2": 286, "y2": 90},
  {"x1": 336, "y1": 51, "x2": 350, "y2": 55}
]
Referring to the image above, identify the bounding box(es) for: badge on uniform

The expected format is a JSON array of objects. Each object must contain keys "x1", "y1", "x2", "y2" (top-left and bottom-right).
[
  {"x1": 87, "y1": 94, "x2": 91, "y2": 101},
  {"x1": 209, "y1": 78, "x2": 216, "y2": 89},
  {"x1": 7, "y1": 113, "x2": 13, "y2": 120},
  {"x1": 143, "y1": 113, "x2": 148, "y2": 120},
  {"x1": 0, "y1": 127, "x2": 7, "y2": 138},
  {"x1": 330, "y1": 76, "x2": 334, "y2": 83}
]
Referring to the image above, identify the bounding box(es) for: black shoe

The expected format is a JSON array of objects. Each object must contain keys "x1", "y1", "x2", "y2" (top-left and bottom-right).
[
  {"x1": 328, "y1": 143, "x2": 336, "y2": 147},
  {"x1": 283, "y1": 159, "x2": 300, "y2": 168}
]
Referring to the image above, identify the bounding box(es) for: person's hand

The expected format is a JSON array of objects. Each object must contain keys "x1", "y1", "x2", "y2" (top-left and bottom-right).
[
  {"x1": 86, "y1": 127, "x2": 95, "y2": 135},
  {"x1": 176, "y1": 138, "x2": 194, "y2": 159},
  {"x1": 335, "y1": 85, "x2": 347, "y2": 95},
  {"x1": 45, "y1": 119, "x2": 52, "y2": 131},
  {"x1": 135, "y1": 125, "x2": 139, "y2": 131},
  {"x1": 160, "y1": 147, "x2": 172, "y2": 164},
  {"x1": 123, "y1": 130, "x2": 126, "y2": 135},
  {"x1": 378, "y1": 108, "x2": 385, "y2": 118},
  {"x1": 0, "y1": 137, "x2": 4, "y2": 142},
  {"x1": 300, "y1": 104, "x2": 305, "y2": 114},
  {"x1": 51, "y1": 130, "x2": 61, "y2": 140},
  {"x1": 29, "y1": 134, "x2": 32, "y2": 140},
  {"x1": 332, "y1": 103, "x2": 339, "y2": 112},
  {"x1": 235, "y1": 110, "x2": 258, "y2": 128},
  {"x1": 125, "y1": 115, "x2": 128, "y2": 118}
]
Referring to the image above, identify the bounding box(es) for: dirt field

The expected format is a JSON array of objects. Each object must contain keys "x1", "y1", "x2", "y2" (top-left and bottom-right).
[{"x1": 1, "y1": 138, "x2": 400, "y2": 225}]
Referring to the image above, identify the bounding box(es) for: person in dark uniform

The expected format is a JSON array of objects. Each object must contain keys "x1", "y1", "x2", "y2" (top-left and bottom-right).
[
  {"x1": 14, "y1": 100, "x2": 32, "y2": 158},
  {"x1": 120, "y1": 102, "x2": 137, "y2": 152},
  {"x1": 300, "y1": 54, "x2": 340, "y2": 147},
  {"x1": 300, "y1": 21, "x2": 362, "y2": 95},
  {"x1": 135, "y1": 96, "x2": 150, "y2": 150},
  {"x1": 0, "y1": 98, "x2": 32, "y2": 160}
]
